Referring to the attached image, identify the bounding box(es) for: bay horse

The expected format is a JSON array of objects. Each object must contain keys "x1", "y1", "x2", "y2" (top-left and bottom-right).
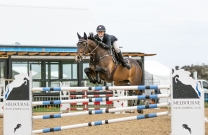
[{"x1": 75, "y1": 32, "x2": 143, "y2": 113}]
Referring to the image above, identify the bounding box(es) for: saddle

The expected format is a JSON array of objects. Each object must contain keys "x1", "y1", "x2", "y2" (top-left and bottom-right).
[{"x1": 88, "y1": 38, "x2": 129, "y2": 68}]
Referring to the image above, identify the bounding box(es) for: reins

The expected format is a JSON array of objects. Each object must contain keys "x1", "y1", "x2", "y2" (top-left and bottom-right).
[{"x1": 77, "y1": 39, "x2": 112, "y2": 61}]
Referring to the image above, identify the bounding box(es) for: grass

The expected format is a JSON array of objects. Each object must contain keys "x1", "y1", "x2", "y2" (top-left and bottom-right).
[
  {"x1": 33, "y1": 106, "x2": 60, "y2": 112},
  {"x1": 205, "y1": 102, "x2": 208, "y2": 108},
  {"x1": 32, "y1": 105, "x2": 113, "y2": 112}
]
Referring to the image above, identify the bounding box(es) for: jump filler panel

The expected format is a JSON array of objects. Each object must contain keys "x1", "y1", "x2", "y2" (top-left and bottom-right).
[{"x1": 171, "y1": 69, "x2": 204, "y2": 135}]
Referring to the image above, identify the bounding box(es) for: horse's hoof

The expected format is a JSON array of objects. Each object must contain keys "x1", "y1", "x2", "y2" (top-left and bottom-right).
[
  {"x1": 137, "y1": 110, "x2": 143, "y2": 114},
  {"x1": 97, "y1": 79, "x2": 102, "y2": 84},
  {"x1": 90, "y1": 80, "x2": 97, "y2": 84}
]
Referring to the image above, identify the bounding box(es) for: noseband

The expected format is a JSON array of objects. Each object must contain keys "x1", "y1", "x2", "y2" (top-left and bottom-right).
[{"x1": 77, "y1": 39, "x2": 99, "y2": 56}]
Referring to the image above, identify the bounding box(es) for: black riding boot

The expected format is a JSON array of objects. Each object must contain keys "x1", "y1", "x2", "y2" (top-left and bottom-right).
[{"x1": 117, "y1": 52, "x2": 131, "y2": 70}]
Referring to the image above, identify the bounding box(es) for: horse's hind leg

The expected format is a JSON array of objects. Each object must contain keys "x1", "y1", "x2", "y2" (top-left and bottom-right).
[
  {"x1": 128, "y1": 89, "x2": 136, "y2": 113},
  {"x1": 135, "y1": 90, "x2": 144, "y2": 113},
  {"x1": 129, "y1": 76, "x2": 143, "y2": 113}
]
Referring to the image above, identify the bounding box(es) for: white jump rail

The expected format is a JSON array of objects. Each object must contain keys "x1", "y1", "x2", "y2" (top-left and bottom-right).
[
  {"x1": 32, "y1": 85, "x2": 171, "y2": 91},
  {"x1": 32, "y1": 111, "x2": 169, "y2": 134},
  {"x1": 32, "y1": 94, "x2": 170, "y2": 105}
]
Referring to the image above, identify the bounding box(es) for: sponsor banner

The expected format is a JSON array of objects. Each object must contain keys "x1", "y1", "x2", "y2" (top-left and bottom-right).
[
  {"x1": 4, "y1": 73, "x2": 32, "y2": 135},
  {"x1": 171, "y1": 69, "x2": 205, "y2": 135}
]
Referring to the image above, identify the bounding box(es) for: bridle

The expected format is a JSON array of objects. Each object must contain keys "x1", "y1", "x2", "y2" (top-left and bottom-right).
[
  {"x1": 75, "y1": 38, "x2": 99, "y2": 62},
  {"x1": 75, "y1": 38, "x2": 114, "y2": 63}
]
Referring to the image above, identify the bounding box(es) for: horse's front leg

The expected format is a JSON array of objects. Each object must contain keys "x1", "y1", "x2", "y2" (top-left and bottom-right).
[
  {"x1": 95, "y1": 66, "x2": 106, "y2": 84},
  {"x1": 84, "y1": 67, "x2": 96, "y2": 84}
]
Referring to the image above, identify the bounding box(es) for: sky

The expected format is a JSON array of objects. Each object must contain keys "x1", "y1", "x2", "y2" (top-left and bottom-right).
[{"x1": 0, "y1": 0, "x2": 208, "y2": 68}]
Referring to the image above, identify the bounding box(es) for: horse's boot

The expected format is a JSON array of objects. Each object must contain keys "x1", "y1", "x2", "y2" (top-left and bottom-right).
[{"x1": 117, "y1": 52, "x2": 131, "y2": 70}]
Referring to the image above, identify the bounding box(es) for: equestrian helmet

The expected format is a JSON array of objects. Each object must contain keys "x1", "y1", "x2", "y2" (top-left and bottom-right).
[{"x1": 96, "y1": 25, "x2": 106, "y2": 32}]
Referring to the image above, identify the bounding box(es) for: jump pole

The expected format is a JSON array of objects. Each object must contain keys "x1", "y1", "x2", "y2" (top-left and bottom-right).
[
  {"x1": 32, "y1": 103, "x2": 169, "y2": 120},
  {"x1": 32, "y1": 94, "x2": 170, "y2": 105},
  {"x1": 32, "y1": 111, "x2": 169, "y2": 134},
  {"x1": 32, "y1": 85, "x2": 170, "y2": 92}
]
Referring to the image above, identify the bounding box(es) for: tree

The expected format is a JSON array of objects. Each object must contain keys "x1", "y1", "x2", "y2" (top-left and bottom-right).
[{"x1": 181, "y1": 64, "x2": 208, "y2": 80}]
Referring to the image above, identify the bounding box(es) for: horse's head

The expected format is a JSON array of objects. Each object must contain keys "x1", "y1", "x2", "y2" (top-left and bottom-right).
[{"x1": 75, "y1": 32, "x2": 97, "y2": 63}]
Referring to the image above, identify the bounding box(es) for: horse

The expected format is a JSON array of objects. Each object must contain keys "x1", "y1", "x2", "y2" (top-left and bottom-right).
[
  {"x1": 14, "y1": 124, "x2": 21, "y2": 133},
  {"x1": 75, "y1": 32, "x2": 143, "y2": 113}
]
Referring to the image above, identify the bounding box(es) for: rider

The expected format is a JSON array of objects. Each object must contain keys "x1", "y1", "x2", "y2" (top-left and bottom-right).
[{"x1": 89, "y1": 25, "x2": 131, "y2": 70}]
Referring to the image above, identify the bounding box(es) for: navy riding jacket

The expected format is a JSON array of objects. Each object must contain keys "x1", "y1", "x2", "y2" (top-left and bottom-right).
[{"x1": 94, "y1": 33, "x2": 118, "y2": 46}]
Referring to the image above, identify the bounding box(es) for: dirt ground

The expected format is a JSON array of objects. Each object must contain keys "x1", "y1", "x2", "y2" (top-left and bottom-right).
[{"x1": 0, "y1": 109, "x2": 208, "y2": 135}]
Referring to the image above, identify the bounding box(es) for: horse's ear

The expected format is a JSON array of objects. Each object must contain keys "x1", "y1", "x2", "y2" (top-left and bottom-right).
[
  {"x1": 84, "y1": 32, "x2": 87, "y2": 40},
  {"x1": 77, "y1": 33, "x2": 81, "y2": 39}
]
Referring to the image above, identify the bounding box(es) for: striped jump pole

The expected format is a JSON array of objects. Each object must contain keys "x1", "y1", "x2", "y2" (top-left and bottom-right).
[
  {"x1": 32, "y1": 85, "x2": 170, "y2": 92},
  {"x1": 70, "y1": 94, "x2": 113, "y2": 98},
  {"x1": 33, "y1": 103, "x2": 169, "y2": 120},
  {"x1": 70, "y1": 101, "x2": 113, "y2": 106},
  {"x1": 70, "y1": 108, "x2": 110, "y2": 111},
  {"x1": 32, "y1": 111, "x2": 169, "y2": 134},
  {"x1": 32, "y1": 94, "x2": 170, "y2": 106}
]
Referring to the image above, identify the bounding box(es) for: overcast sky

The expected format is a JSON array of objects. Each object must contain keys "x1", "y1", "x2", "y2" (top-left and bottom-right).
[{"x1": 0, "y1": 0, "x2": 208, "y2": 68}]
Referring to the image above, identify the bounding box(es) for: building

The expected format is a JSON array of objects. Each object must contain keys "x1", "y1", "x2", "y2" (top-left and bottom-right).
[{"x1": 0, "y1": 45, "x2": 155, "y2": 87}]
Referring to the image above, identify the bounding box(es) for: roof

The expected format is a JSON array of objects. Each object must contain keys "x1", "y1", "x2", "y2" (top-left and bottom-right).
[
  {"x1": 0, "y1": 45, "x2": 156, "y2": 57},
  {"x1": 123, "y1": 52, "x2": 156, "y2": 57}
]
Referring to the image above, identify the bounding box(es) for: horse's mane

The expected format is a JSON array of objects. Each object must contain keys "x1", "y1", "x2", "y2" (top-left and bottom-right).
[{"x1": 87, "y1": 39, "x2": 97, "y2": 46}]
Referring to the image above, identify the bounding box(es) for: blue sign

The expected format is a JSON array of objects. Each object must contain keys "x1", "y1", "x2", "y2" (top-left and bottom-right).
[{"x1": 0, "y1": 47, "x2": 77, "y2": 52}]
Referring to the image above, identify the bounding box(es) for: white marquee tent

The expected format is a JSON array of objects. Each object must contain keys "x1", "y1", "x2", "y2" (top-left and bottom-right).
[
  {"x1": 144, "y1": 60, "x2": 171, "y2": 103},
  {"x1": 145, "y1": 60, "x2": 171, "y2": 85}
]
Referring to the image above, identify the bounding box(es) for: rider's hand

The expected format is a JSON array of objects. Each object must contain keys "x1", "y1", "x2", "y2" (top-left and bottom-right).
[
  {"x1": 88, "y1": 32, "x2": 94, "y2": 40},
  {"x1": 98, "y1": 41, "x2": 104, "y2": 45}
]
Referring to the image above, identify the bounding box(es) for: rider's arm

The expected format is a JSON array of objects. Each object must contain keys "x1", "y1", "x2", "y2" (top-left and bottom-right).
[{"x1": 97, "y1": 35, "x2": 111, "y2": 49}]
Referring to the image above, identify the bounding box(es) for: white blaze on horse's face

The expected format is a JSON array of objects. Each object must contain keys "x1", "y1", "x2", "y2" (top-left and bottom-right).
[
  {"x1": 75, "y1": 41, "x2": 87, "y2": 63},
  {"x1": 75, "y1": 55, "x2": 81, "y2": 63}
]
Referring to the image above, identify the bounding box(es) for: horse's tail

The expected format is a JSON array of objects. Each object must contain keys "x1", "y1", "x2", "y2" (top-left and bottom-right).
[{"x1": 135, "y1": 59, "x2": 143, "y2": 70}]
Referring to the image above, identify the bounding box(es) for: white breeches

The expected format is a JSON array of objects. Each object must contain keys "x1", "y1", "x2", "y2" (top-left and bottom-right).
[{"x1": 113, "y1": 41, "x2": 120, "y2": 53}]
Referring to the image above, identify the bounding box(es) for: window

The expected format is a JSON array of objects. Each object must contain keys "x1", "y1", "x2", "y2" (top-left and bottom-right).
[
  {"x1": 12, "y1": 62, "x2": 28, "y2": 78},
  {"x1": 30, "y1": 62, "x2": 41, "y2": 79},
  {"x1": 63, "y1": 63, "x2": 77, "y2": 79},
  {"x1": 203, "y1": 81, "x2": 208, "y2": 89},
  {"x1": 11, "y1": 60, "x2": 80, "y2": 87},
  {"x1": 50, "y1": 63, "x2": 59, "y2": 79},
  {"x1": 0, "y1": 61, "x2": 5, "y2": 78}
]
